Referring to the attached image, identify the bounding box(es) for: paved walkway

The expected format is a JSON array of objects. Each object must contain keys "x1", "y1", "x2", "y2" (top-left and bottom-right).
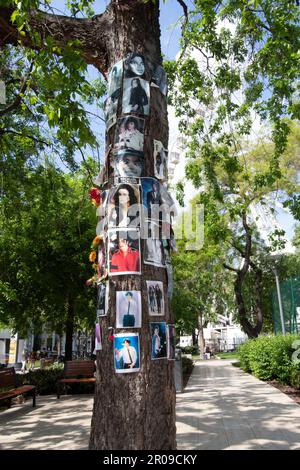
[
  {"x1": 176, "y1": 359, "x2": 300, "y2": 450},
  {"x1": 1, "y1": 360, "x2": 300, "y2": 450}
]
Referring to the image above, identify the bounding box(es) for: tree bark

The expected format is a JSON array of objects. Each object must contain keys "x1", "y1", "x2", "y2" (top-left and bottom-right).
[
  {"x1": 198, "y1": 313, "x2": 205, "y2": 358},
  {"x1": 0, "y1": 0, "x2": 176, "y2": 450}
]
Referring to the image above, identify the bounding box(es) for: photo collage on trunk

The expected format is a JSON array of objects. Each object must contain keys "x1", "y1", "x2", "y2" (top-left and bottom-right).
[{"x1": 93, "y1": 53, "x2": 175, "y2": 373}]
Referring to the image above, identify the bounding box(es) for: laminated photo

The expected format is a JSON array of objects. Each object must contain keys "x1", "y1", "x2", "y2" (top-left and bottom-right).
[
  {"x1": 123, "y1": 77, "x2": 150, "y2": 116},
  {"x1": 104, "y1": 90, "x2": 119, "y2": 129},
  {"x1": 124, "y1": 53, "x2": 146, "y2": 79},
  {"x1": 151, "y1": 64, "x2": 168, "y2": 96},
  {"x1": 153, "y1": 140, "x2": 168, "y2": 180},
  {"x1": 108, "y1": 59, "x2": 123, "y2": 97},
  {"x1": 108, "y1": 228, "x2": 141, "y2": 276},
  {"x1": 115, "y1": 116, "x2": 145, "y2": 152},
  {"x1": 96, "y1": 281, "x2": 109, "y2": 317},
  {"x1": 107, "y1": 183, "x2": 140, "y2": 228},
  {"x1": 116, "y1": 290, "x2": 142, "y2": 328},
  {"x1": 98, "y1": 238, "x2": 108, "y2": 279},
  {"x1": 167, "y1": 324, "x2": 175, "y2": 360},
  {"x1": 144, "y1": 237, "x2": 165, "y2": 267},
  {"x1": 150, "y1": 322, "x2": 167, "y2": 360},
  {"x1": 141, "y1": 178, "x2": 162, "y2": 221},
  {"x1": 114, "y1": 333, "x2": 140, "y2": 373},
  {"x1": 95, "y1": 323, "x2": 102, "y2": 351},
  {"x1": 113, "y1": 149, "x2": 144, "y2": 178},
  {"x1": 146, "y1": 280, "x2": 165, "y2": 316}
]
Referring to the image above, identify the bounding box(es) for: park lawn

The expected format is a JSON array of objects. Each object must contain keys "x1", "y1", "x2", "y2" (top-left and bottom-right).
[{"x1": 216, "y1": 351, "x2": 239, "y2": 360}]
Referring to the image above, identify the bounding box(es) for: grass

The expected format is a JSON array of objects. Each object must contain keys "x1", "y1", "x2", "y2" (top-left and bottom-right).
[{"x1": 216, "y1": 351, "x2": 239, "y2": 360}]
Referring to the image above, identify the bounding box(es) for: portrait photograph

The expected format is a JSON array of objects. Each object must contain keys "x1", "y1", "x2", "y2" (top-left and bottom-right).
[
  {"x1": 146, "y1": 281, "x2": 165, "y2": 316},
  {"x1": 108, "y1": 228, "x2": 141, "y2": 276},
  {"x1": 114, "y1": 333, "x2": 140, "y2": 373},
  {"x1": 167, "y1": 324, "x2": 175, "y2": 360},
  {"x1": 150, "y1": 322, "x2": 167, "y2": 360},
  {"x1": 144, "y1": 237, "x2": 165, "y2": 267},
  {"x1": 123, "y1": 77, "x2": 150, "y2": 116},
  {"x1": 95, "y1": 323, "x2": 102, "y2": 351},
  {"x1": 124, "y1": 52, "x2": 146, "y2": 79},
  {"x1": 153, "y1": 140, "x2": 168, "y2": 180},
  {"x1": 141, "y1": 177, "x2": 162, "y2": 221},
  {"x1": 115, "y1": 116, "x2": 145, "y2": 152},
  {"x1": 160, "y1": 183, "x2": 178, "y2": 222},
  {"x1": 96, "y1": 281, "x2": 109, "y2": 317},
  {"x1": 116, "y1": 290, "x2": 142, "y2": 328},
  {"x1": 151, "y1": 64, "x2": 168, "y2": 96},
  {"x1": 108, "y1": 59, "x2": 123, "y2": 97},
  {"x1": 107, "y1": 183, "x2": 140, "y2": 228},
  {"x1": 104, "y1": 90, "x2": 119, "y2": 129},
  {"x1": 113, "y1": 149, "x2": 144, "y2": 178}
]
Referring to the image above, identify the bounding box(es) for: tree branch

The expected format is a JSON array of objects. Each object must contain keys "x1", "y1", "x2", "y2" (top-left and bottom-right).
[
  {"x1": 223, "y1": 263, "x2": 238, "y2": 273},
  {"x1": 0, "y1": 61, "x2": 34, "y2": 116},
  {"x1": 0, "y1": 7, "x2": 111, "y2": 74}
]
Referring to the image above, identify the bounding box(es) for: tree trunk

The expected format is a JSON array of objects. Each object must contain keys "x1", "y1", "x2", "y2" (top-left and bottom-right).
[
  {"x1": 89, "y1": 1, "x2": 176, "y2": 450},
  {"x1": 0, "y1": 0, "x2": 176, "y2": 450},
  {"x1": 198, "y1": 313, "x2": 205, "y2": 358},
  {"x1": 234, "y1": 268, "x2": 263, "y2": 338},
  {"x1": 65, "y1": 297, "x2": 74, "y2": 361}
]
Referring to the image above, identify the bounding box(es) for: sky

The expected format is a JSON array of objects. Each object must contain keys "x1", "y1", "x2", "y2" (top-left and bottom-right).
[{"x1": 46, "y1": 1, "x2": 298, "y2": 242}]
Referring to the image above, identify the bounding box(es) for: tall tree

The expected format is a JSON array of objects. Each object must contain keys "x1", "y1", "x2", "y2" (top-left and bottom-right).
[{"x1": 0, "y1": 0, "x2": 176, "y2": 450}]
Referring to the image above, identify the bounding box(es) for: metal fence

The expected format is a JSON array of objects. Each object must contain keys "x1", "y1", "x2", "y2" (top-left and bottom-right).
[{"x1": 271, "y1": 275, "x2": 300, "y2": 334}]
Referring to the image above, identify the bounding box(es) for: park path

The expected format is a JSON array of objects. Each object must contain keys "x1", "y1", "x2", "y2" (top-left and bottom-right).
[
  {"x1": 176, "y1": 359, "x2": 300, "y2": 450},
  {"x1": 1, "y1": 360, "x2": 300, "y2": 450}
]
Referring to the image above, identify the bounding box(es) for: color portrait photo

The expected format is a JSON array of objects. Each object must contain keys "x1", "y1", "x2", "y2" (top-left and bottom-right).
[
  {"x1": 114, "y1": 333, "x2": 140, "y2": 373},
  {"x1": 150, "y1": 322, "x2": 167, "y2": 360},
  {"x1": 116, "y1": 290, "x2": 142, "y2": 328},
  {"x1": 108, "y1": 228, "x2": 141, "y2": 275},
  {"x1": 107, "y1": 183, "x2": 140, "y2": 228},
  {"x1": 123, "y1": 77, "x2": 150, "y2": 116},
  {"x1": 141, "y1": 178, "x2": 161, "y2": 221},
  {"x1": 146, "y1": 281, "x2": 165, "y2": 316},
  {"x1": 95, "y1": 323, "x2": 102, "y2": 351}
]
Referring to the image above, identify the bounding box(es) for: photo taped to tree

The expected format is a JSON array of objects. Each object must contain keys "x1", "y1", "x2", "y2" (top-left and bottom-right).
[
  {"x1": 114, "y1": 333, "x2": 140, "y2": 373},
  {"x1": 108, "y1": 227, "x2": 141, "y2": 276},
  {"x1": 124, "y1": 52, "x2": 146, "y2": 79},
  {"x1": 115, "y1": 115, "x2": 145, "y2": 152},
  {"x1": 153, "y1": 140, "x2": 168, "y2": 181},
  {"x1": 113, "y1": 149, "x2": 144, "y2": 178},
  {"x1": 150, "y1": 322, "x2": 167, "y2": 360},
  {"x1": 123, "y1": 77, "x2": 150, "y2": 116},
  {"x1": 108, "y1": 59, "x2": 123, "y2": 97},
  {"x1": 107, "y1": 183, "x2": 140, "y2": 228},
  {"x1": 116, "y1": 290, "x2": 142, "y2": 328},
  {"x1": 146, "y1": 280, "x2": 165, "y2": 316}
]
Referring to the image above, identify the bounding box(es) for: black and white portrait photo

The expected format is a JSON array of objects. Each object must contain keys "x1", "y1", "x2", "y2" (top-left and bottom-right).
[
  {"x1": 123, "y1": 77, "x2": 150, "y2": 116},
  {"x1": 144, "y1": 237, "x2": 165, "y2": 267},
  {"x1": 146, "y1": 281, "x2": 165, "y2": 316},
  {"x1": 96, "y1": 282, "x2": 108, "y2": 317},
  {"x1": 115, "y1": 116, "x2": 144, "y2": 152},
  {"x1": 151, "y1": 64, "x2": 168, "y2": 96},
  {"x1": 113, "y1": 149, "x2": 144, "y2": 178},
  {"x1": 153, "y1": 140, "x2": 168, "y2": 180},
  {"x1": 107, "y1": 183, "x2": 140, "y2": 228},
  {"x1": 108, "y1": 59, "x2": 123, "y2": 97},
  {"x1": 104, "y1": 90, "x2": 119, "y2": 130},
  {"x1": 116, "y1": 290, "x2": 142, "y2": 328},
  {"x1": 124, "y1": 53, "x2": 146, "y2": 79}
]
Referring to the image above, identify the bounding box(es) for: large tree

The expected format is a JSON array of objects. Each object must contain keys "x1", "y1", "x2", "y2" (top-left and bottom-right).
[{"x1": 0, "y1": 0, "x2": 176, "y2": 450}]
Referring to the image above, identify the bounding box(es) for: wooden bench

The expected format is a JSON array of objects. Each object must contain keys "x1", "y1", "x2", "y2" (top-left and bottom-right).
[
  {"x1": 0, "y1": 368, "x2": 36, "y2": 408},
  {"x1": 57, "y1": 360, "x2": 96, "y2": 399}
]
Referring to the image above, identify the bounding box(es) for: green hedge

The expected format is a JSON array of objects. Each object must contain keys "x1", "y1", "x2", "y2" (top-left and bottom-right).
[
  {"x1": 238, "y1": 334, "x2": 300, "y2": 385},
  {"x1": 16, "y1": 364, "x2": 64, "y2": 395}
]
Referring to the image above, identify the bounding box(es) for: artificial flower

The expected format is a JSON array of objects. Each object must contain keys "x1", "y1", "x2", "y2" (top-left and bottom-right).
[
  {"x1": 92, "y1": 235, "x2": 102, "y2": 246},
  {"x1": 89, "y1": 251, "x2": 97, "y2": 263},
  {"x1": 89, "y1": 187, "x2": 101, "y2": 206}
]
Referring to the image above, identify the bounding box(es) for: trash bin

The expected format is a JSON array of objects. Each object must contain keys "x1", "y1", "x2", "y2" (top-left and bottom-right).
[{"x1": 174, "y1": 348, "x2": 183, "y2": 393}]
